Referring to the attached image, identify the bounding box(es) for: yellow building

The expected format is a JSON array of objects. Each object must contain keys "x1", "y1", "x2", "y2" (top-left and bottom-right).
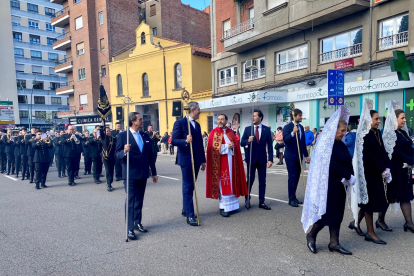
[{"x1": 108, "y1": 23, "x2": 212, "y2": 134}]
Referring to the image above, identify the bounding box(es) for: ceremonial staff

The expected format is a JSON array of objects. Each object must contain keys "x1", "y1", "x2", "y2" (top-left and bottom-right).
[
  {"x1": 289, "y1": 103, "x2": 306, "y2": 191},
  {"x1": 122, "y1": 96, "x2": 132, "y2": 241},
  {"x1": 246, "y1": 92, "x2": 256, "y2": 209},
  {"x1": 182, "y1": 90, "x2": 200, "y2": 225}
]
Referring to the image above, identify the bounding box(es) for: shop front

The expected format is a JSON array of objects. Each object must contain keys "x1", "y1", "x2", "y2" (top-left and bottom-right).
[{"x1": 69, "y1": 115, "x2": 112, "y2": 133}]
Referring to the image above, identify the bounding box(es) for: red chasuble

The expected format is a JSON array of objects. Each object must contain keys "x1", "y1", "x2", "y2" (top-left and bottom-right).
[{"x1": 206, "y1": 127, "x2": 248, "y2": 199}]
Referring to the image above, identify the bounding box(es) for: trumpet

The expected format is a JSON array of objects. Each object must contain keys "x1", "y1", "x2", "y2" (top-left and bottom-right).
[
  {"x1": 43, "y1": 137, "x2": 51, "y2": 144},
  {"x1": 72, "y1": 134, "x2": 81, "y2": 144}
]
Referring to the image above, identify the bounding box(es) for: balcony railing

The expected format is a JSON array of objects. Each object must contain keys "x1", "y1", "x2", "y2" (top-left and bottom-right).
[
  {"x1": 276, "y1": 58, "x2": 308, "y2": 74},
  {"x1": 53, "y1": 6, "x2": 69, "y2": 18},
  {"x1": 57, "y1": 106, "x2": 70, "y2": 112},
  {"x1": 55, "y1": 31, "x2": 71, "y2": 42},
  {"x1": 60, "y1": 81, "x2": 74, "y2": 88},
  {"x1": 243, "y1": 68, "x2": 265, "y2": 82},
  {"x1": 219, "y1": 76, "x2": 238, "y2": 87},
  {"x1": 57, "y1": 56, "x2": 73, "y2": 65},
  {"x1": 378, "y1": 31, "x2": 409, "y2": 50},
  {"x1": 320, "y1": 43, "x2": 362, "y2": 64},
  {"x1": 224, "y1": 18, "x2": 254, "y2": 39}
]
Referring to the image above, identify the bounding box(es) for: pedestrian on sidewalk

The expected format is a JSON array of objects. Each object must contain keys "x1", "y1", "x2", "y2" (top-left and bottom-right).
[
  {"x1": 161, "y1": 132, "x2": 169, "y2": 154},
  {"x1": 168, "y1": 132, "x2": 174, "y2": 155},
  {"x1": 275, "y1": 127, "x2": 284, "y2": 165}
]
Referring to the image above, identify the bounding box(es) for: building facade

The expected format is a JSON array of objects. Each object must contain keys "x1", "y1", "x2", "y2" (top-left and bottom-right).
[
  {"x1": 8, "y1": 0, "x2": 69, "y2": 127},
  {"x1": 109, "y1": 23, "x2": 213, "y2": 134},
  {"x1": 207, "y1": 0, "x2": 414, "y2": 135}
]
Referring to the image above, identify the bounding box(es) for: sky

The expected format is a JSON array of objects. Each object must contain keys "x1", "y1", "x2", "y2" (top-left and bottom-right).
[{"x1": 181, "y1": 0, "x2": 209, "y2": 11}]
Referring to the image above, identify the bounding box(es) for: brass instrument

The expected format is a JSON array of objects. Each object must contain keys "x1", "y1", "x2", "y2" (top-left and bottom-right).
[
  {"x1": 72, "y1": 134, "x2": 81, "y2": 144},
  {"x1": 43, "y1": 138, "x2": 51, "y2": 144}
]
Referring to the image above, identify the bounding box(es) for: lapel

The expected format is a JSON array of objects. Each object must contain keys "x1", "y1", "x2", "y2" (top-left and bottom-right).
[{"x1": 128, "y1": 130, "x2": 141, "y2": 154}]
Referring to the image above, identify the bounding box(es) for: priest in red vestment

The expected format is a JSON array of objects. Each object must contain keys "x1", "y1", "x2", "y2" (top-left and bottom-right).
[{"x1": 206, "y1": 114, "x2": 248, "y2": 217}]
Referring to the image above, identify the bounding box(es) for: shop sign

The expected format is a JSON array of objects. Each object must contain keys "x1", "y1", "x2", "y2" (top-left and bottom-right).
[
  {"x1": 0, "y1": 101, "x2": 15, "y2": 124},
  {"x1": 335, "y1": 58, "x2": 354, "y2": 69},
  {"x1": 69, "y1": 115, "x2": 110, "y2": 125}
]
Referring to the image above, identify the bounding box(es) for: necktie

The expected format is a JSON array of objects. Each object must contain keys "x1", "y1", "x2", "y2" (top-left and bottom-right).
[
  {"x1": 135, "y1": 132, "x2": 143, "y2": 152},
  {"x1": 297, "y1": 124, "x2": 301, "y2": 139},
  {"x1": 255, "y1": 126, "x2": 259, "y2": 144}
]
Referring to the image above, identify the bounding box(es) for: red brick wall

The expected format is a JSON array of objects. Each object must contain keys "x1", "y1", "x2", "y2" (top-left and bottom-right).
[
  {"x1": 240, "y1": 0, "x2": 254, "y2": 22},
  {"x1": 215, "y1": 0, "x2": 237, "y2": 53}
]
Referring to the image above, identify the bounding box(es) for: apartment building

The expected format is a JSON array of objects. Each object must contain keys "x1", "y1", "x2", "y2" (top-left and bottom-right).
[
  {"x1": 7, "y1": 0, "x2": 69, "y2": 127},
  {"x1": 205, "y1": 0, "x2": 414, "y2": 134}
]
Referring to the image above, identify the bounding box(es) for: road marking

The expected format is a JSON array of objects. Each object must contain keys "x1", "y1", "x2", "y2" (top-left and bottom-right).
[
  {"x1": 4, "y1": 175, "x2": 17, "y2": 181},
  {"x1": 250, "y1": 194, "x2": 303, "y2": 207},
  {"x1": 157, "y1": 175, "x2": 179, "y2": 181}
]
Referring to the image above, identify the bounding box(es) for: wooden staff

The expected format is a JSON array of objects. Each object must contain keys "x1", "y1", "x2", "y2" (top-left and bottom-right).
[{"x1": 290, "y1": 104, "x2": 306, "y2": 191}]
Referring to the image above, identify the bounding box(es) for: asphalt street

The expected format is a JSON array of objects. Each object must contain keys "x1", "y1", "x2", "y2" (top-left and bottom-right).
[{"x1": 1, "y1": 153, "x2": 413, "y2": 276}]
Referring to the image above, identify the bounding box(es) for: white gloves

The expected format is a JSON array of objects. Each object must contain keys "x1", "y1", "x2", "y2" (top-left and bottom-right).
[
  {"x1": 341, "y1": 174, "x2": 356, "y2": 187},
  {"x1": 382, "y1": 168, "x2": 392, "y2": 183},
  {"x1": 403, "y1": 163, "x2": 413, "y2": 169}
]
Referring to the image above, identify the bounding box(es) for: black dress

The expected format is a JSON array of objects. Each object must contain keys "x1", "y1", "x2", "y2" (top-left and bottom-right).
[
  {"x1": 318, "y1": 140, "x2": 353, "y2": 226},
  {"x1": 387, "y1": 130, "x2": 414, "y2": 203},
  {"x1": 359, "y1": 129, "x2": 390, "y2": 212}
]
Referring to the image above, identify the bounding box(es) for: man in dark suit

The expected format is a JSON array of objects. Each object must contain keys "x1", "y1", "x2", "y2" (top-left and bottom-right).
[
  {"x1": 32, "y1": 129, "x2": 53, "y2": 189},
  {"x1": 101, "y1": 123, "x2": 116, "y2": 191},
  {"x1": 145, "y1": 125, "x2": 160, "y2": 175},
  {"x1": 26, "y1": 127, "x2": 37, "y2": 183},
  {"x1": 112, "y1": 122, "x2": 122, "y2": 181},
  {"x1": 61, "y1": 125, "x2": 83, "y2": 186},
  {"x1": 3, "y1": 129, "x2": 15, "y2": 175},
  {"x1": 283, "y1": 108, "x2": 310, "y2": 207},
  {"x1": 73, "y1": 130, "x2": 84, "y2": 179},
  {"x1": 115, "y1": 112, "x2": 158, "y2": 241},
  {"x1": 0, "y1": 129, "x2": 6, "y2": 173},
  {"x1": 82, "y1": 131, "x2": 92, "y2": 175},
  {"x1": 53, "y1": 132, "x2": 64, "y2": 178},
  {"x1": 13, "y1": 131, "x2": 23, "y2": 178},
  {"x1": 20, "y1": 128, "x2": 30, "y2": 180},
  {"x1": 171, "y1": 102, "x2": 206, "y2": 227},
  {"x1": 240, "y1": 109, "x2": 273, "y2": 210},
  {"x1": 88, "y1": 129, "x2": 102, "y2": 184}
]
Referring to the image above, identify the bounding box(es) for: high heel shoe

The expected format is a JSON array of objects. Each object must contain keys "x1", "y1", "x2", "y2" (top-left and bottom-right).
[
  {"x1": 375, "y1": 220, "x2": 392, "y2": 232},
  {"x1": 348, "y1": 221, "x2": 365, "y2": 236},
  {"x1": 364, "y1": 234, "x2": 386, "y2": 245},
  {"x1": 403, "y1": 223, "x2": 414, "y2": 233},
  {"x1": 328, "y1": 244, "x2": 352, "y2": 255},
  {"x1": 306, "y1": 235, "x2": 316, "y2": 254}
]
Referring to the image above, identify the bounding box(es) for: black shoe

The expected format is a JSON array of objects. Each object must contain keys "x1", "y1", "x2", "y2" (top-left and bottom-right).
[
  {"x1": 62, "y1": 174, "x2": 67, "y2": 177},
  {"x1": 16, "y1": 174, "x2": 19, "y2": 178},
  {"x1": 220, "y1": 209, "x2": 230, "y2": 217},
  {"x1": 245, "y1": 200, "x2": 251, "y2": 209},
  {"x1": 21, "y1": 177, "x2": 25, "y2": 180},
  {"x1": 134, "y1": 223, "x2": 148, "y2": 233},
  {"x1": 72, "y1": 181, "x2": 77, "y2": 186},
  {"x1": 375, "y1": 220, "x2": 393, "y2": 232},
  {"x1": 68, "y1": 182, "x2": 73, "y2": 186},
  {"x1": 364, "y1": 234, "x2": 386, "y2": 245},
  {"x1": 348, "y1": 221, "x2": 365, "y2": 236},
  {"x1": 100, "y1": 174, "x2": 104, "y2": 177},
  {"x1": 29, "y1": 180, "x2": 33, "y2": 183},
  {"x1": 294, "y1": 198, "x2": 303, "y2": 205},
  {"x1": 6, "y1": 172, "x2": 9, "y2": 175},
  {"x1": 187, "y1": 217, "x2": 198, "y2": 226},
  {"x1": 58, "y1": 174, "x2": 61, "y2": 178},
  {"x1": 259, "y1": 203, "x2": 271, "y2": 210},
  {"x1": 306, "y1": 235, "x2": 316, "y2": 254},
  {"x1": 128, "y1": 230, "x2": 137, "y2": 240},
  {"x1": 35, "y1": 184, "x2": 40, "y2": 190},
  {"x1": 41, "y1": 184, "x2": 47, "y2": 188},
  {"x1": 328, "y1": 244, "x2": 352, "y2": 255},
  {"x1": 95, "y1": 179, "x2": 102, "y2": 184},
  {"x1": 107, "y1": 185, "x2": 114, "y2": 192},
  {"x1": 404, "y1": 223, "x2": 414, "y2": 233},
  {"x1": 289, "y1": 200, "x2": 299, "y2": 207},
  {"x1": 116, "y1": 177, "x2": 121, "y2": 181},
  {"x1": 83, "y1": 172, "x2": 87, "y2": 175},
  {"x1": 74, "y1": 175, "x2": 80, "y2": 179}
]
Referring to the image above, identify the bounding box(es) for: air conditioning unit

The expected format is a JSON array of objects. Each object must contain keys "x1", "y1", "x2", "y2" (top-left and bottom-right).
[{"x1": 245, "y1": 59, "x2": 257, "y2": 69}]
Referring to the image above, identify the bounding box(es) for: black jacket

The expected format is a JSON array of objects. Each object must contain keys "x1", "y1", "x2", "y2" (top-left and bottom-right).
[
  {"x1": 282, "y1": 122, "x2": 308, "y2": 161},
  {"x1": 53, "y1": 136, "x2": 61, "y2": 155},
  {"x1": 241, "y1": 125, "x2": 274, "y2": 164},
  {"x1": 3, "y1": 136, "x2": 14, "y2": 155},
  {"x1": 60, "y1": 134, "x2": 83, "y2": 158},
  {"x1": 101, "y1": 131, "x2": 116, "y2": 160},
  {"x1": 145, "y1": 131, "x2": 160, "y2": 153},
  {"x1": 32, "y1": 139, "x2": 54, "y2": 163},
  {"x1": 88, "y1": 136, "x2": 101, "y2": 158},
  {"x1": 25, "y1": 134, "x2": 36, "y2": 156},
  {"x1": 82, "y1": 138, "x2": 92, "y2": 157},
  {"x1": 0, "y1": 136, "x2": 5, "y2": 153},
  {"x1": 13, "y1": 135, "x2": 24, "y2": 156},
  {"x1": 20, "y1": 135, "x2": 29, "y2": 155}
]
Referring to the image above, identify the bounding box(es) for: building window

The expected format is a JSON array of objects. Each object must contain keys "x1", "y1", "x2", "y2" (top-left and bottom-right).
[
  {"x1": 75, "y1": 16, "x2": 83, "y2": 30},
  {"x1": 48, "y1": 53, "x2": 58, "y2": 61},
  {"x1": 14, "y1": 48, "x2": 24, "y2": 57},
  {"x1": 142, "y1": 73, "x2": 149, "y2": 97},
  {"x1": 320, "y1": 28, "x2": 363, "y2": 63},
  {"x1": 100, "y1": 38, "x2": 105, "y2": 51},
  {"x1": 46, "y1": 23, "x2": 55, "y2": 32},
  {"x1": 276, "y1": 45, "x2": 308, "y2": 74},
  {"x1": 29, "y1": 35, "x2": 40, "y2": 44},
  {"x1": 32, "y1": 65, "x2": 42, "y2": 74},
  {"x1": 222, "y1": 19, "x2": 231, "y2": 39},
  {"x1": 10, "y1": 0, "x2": 20, "y2": 9},
  {"x1": 18, "y1": 95, "x2": 26, "y2": 103},
  {"x1": 45, "y1": 7, "x2": 55, "y2": 16},
  {"x1": 47, "y1": 37, "x2": 57, "y2": 45},
  {"x1": 34, "y1": 96, "x2": 45, "y2": 104},
  {"x1": 27, "y1": 3, "x2": 38, "y2": 13},
  {"x1": 174, "y1": 63, "x2": 182, "y2": 89},
  {"x1": 117, "y1": 74, "x2": 123, "y2": 96},
  {"x1": 98, "y1": 12, "x2": 103, "y2": 25},
  {"x1": 49, "y1": 67, "x2": 57, "y2": 75},
  {"x1": 34, "y1": 111, "x2": 45, "y2": 120},
  {"x1": 74, "y1": 0, "x2": 82, "y2": 4},
  {"x1": 76, "y1": 42, "x2": 84, "y2": 55},
  {"x1": 219, "y1": 66, "x2": 237, "y2": 87},
  {"x1": 248, "y1": 7, "x2": 254, "y2": 19},
  {"x1": 15, "y1": 64, "x2": 24, "y2": 72},
  {"x1": 78, "y1": 68, "x2": 86, "y2": 80},
  {"x1": 152, "y1": 27, "x2": 157, "y2": 36},
  {"x1": 13, "y1": 32, "x2": 22, "y2": 41},
  {"x1": 79, "y1": 94, "x2": 87, "y2": 106},
  {"x1": 19, "y1": 111, "x2": 28, "y2": 118},
  {"x1": 379, "y1": 14, "x2": 409, "y2": 50},
  {"x1": 141, "y1": 32, "x2": 146, "y2": 44},
  {"x1": 50, "y1": 83, "x2": 60, "y2": 90},
  {"x1": 31, "y1": 50, "x2": 42, "y2": 59},
  {"x1": 28, "y1": 20, "x2": 39, "y2": 29},
  {"x1": 150, "y1": 4, "x2": 156, "y2": 16},
  {"x1": 11, "y1": 16, "x2": 20, "y2": 26},
  {"x1": 17, "y1": 80, "x2": 26, "y2": 89},
  {"x1": 100, "y1": 65, "x2": 106, "y2": 78},
  {"x1": 243, "y1": 57, "x2": 265, "y2": 82},
  {"x1": 32, "y1": 81, "x2": 44, "y2": 90},
  {"x1": 51, "y1": 97, "x2": 62, "y2": 105}
]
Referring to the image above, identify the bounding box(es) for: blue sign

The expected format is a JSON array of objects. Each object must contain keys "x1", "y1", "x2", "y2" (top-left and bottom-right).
[{"x1": 327, "y1": 69, "x2": 345, "y2": 105}]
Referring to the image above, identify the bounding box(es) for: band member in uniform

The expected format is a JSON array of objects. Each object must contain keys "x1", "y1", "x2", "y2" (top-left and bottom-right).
[
  {"x1": 82, "y1": 131, "x2": 92, "y2": 175},
  {"x1": 59, "y1": 131, "x2": 67, "y2": 177},
  {"x1": 0, "y1": 129, "x2": 6, "y2": 173},
  {"x1": 26, "y1": 127, "x2": 37, "y2": 183},
  {"x1": 74, "y1": 130, "x2": 85, "y2": 179},
  {"x1": 14, "y1": 130, "x2": 23, "y2": 178},
  {"x1": 3, "y1": 129, "x2": 15, "y2": 175},
  {"x1": 61, "y1": 125, "x2": 82, "y2": 186},
  {"x1": 101, "y1": 123, "x2": 116, "y2": 191},
  {"x1": 20, "y1": 128, "x2": 30, "y2": 180},
  {"x1": 145, "y1": 125, "x2": 160, "y2": 175},
  {"x1": 89, "y1": 129, "x2": 102, "y2": 184},
  {"x1": 111, "y1": 122, "x2": 122, "y2": 181},
  {"x1": 53, "y1": 132, "x2": 63, "y2": 178},
  {"x1": 32, "y1": 129, "x2": 53, "y2": 189}
]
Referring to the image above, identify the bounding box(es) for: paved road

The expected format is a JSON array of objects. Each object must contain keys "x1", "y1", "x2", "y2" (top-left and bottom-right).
[{"x1": 1, "y1": 154, "x2": 413, "y2": 276}]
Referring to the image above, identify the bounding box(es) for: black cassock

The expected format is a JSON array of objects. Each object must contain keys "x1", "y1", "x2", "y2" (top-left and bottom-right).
[
  {"x1": 387, "y1": 130, "x2": 414, "y2": 203},
  {"x1": 359, "y1": 129, "x2": 390, "y2": 213},
  {"x1": 318, "y1": 140, "x2": 353, "y2": 226}
]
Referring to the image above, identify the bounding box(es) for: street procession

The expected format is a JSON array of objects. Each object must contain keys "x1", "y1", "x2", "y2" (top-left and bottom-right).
[{"x1": 2, "y1": 0, "x2": 414, "y2": 275}]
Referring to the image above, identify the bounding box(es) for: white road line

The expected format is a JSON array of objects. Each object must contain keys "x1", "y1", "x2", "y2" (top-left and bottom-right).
[
  {"x1": 157, "y1": 175, "x2": 179, "y2": 181},
  {"x1": 4, "y1": 175, "x2": 17, "y2": 181},
  {"x1": 250, "y1": 194, "x2": 303, "y2": 207}
]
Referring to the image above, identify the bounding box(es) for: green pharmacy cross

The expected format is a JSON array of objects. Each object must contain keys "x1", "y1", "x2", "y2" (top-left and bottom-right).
[
  {"x1": 389, "y1": 50, "x2": 414, "y2": 81},
  {"x1": 406, "y1": 99, "x2": 414, "y2": 111}
]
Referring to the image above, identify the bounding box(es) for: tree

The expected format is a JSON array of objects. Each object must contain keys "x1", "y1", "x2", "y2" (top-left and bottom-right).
[
  {"x1": 353, "y1": 29, "x2": 363, "y2": 45},
  {"x1": 398, "y1": 15, "x2": 409, "y2": 33},
  {"x1": 36, "y1": 111, "x2": 54, "y2": 124}
]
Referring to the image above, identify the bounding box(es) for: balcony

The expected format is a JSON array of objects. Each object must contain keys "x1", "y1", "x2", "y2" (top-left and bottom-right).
[
  {"x1": 224, "y1": 18, "x2": 254, "y2": 40},
  {"x1": 276, "y1": 58, "x2": 308, "y2": 74},
  {"x1": 53, "y1": 32, "x2": 71, "y2": 51},
  {"x1": 57, "y1": 106, "x2": 76, "y2": 118},
  {"x1": 219, "y1": 76, "x2": 237, "y2": 87},
  {"x1": 319, "y1": 44, "x2": 362, "y2": 64},
  {"x1": 55, "y1": 57, "x2": 73, "y2": 74},
  {"x1": 56, "y1": 81, "x2": 74, "y2": 95},
  {"x1": 51, "y1": 7, "x2": 70, "y2": 28},
  {"x1": 50, "y1": 0, "x2": 66, "y2": 4},
  {"x1": 243, "y1": 68, "x2": 265, "y2": 82},
  {"x1": 224, "y1": 0, "x2": 369, "y2": 53},
  {"x1": 378, "y1": 31, "x2": 409, "y2": 51}
]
